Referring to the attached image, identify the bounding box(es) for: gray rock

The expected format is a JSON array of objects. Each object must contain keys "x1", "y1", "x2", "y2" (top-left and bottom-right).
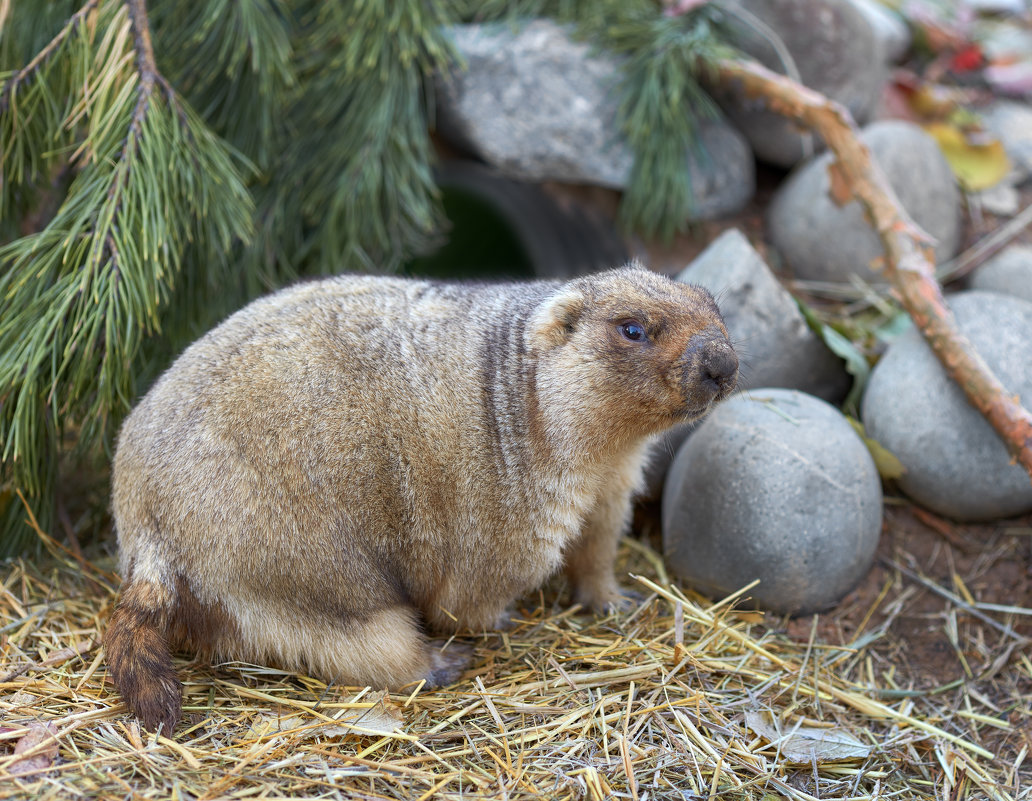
[
  {"x1": 641, "y1": 230, "x2": 850, "y2": 498},
  {"x1": 710, "y1": 0, "x2": 888, "y2": 167},
  {"x1": 969, "y1": 245, "x2": 1032, "y2": 304},
  {"x1": 676, "y1": 231, "x2": 846, "y2": 400},
  {"x1": 861, "y1": 291, "x2": 1032, "y2": 521},
  {"x1": 769, "y1": 120, "x2": 961, "y2": 284},
  {"x1": 982, "y1": 101, "x2": 1032, "y2": 180},
  {"x1": 684, "y1": 120, "x2": 758, "y2": 220},
  {"x1": 845, "y1": 0, "x2": 911, "y2": 63},
  {"x1": 662, "y1": 389, "x2": 883, "y2": 614},
  {"x1": 677, "y1": 230, "x2": 850, "y2": 401},
  {"x1": 437, "y1": 20, "x2": 755, "y2": 220}
]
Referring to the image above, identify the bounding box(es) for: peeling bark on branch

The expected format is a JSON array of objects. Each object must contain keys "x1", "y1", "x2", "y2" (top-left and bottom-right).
[{"x1": 713, "y1": 58, "x2": 1032, "y2": 481}]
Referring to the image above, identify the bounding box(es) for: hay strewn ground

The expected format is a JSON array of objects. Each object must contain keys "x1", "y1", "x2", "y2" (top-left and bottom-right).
[{"x1": 1, "y1": 511, "x2": 1030, "y2": 800}]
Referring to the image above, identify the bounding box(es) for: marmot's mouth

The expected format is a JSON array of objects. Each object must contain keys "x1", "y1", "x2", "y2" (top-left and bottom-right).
[{"x1": 674, "y1": 399, "x2": 714, "y2": 422}]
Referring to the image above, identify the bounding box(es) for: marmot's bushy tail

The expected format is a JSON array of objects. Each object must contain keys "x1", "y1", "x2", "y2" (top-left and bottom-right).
[{"x1": 104, "y1": 581, "x2": 182, "y2": 734}]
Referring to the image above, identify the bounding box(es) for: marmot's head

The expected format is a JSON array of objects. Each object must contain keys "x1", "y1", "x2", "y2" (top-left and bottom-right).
[{"x1": 529, "y1": 264, "x2": 738, "y2": 443}]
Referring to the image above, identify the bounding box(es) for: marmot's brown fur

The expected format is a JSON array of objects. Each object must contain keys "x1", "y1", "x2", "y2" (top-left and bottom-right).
[{"x1": 105, "y1": 265, "x2": 738, "y2": 733}]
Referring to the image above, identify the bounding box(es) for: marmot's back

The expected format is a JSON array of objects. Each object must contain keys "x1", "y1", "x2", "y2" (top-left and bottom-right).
[{"x1": 106, "y1": 266, "x2": 738, "y2": 733}]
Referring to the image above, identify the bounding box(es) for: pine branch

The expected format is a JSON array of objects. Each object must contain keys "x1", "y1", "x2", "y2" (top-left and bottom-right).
[
  {"x1": 602, "y1": 7, "x2": 732, "y2": 239},
  {"x1": 714, "y1": 58, "x2": 1032, "y2": 479},
  {"x1": 148, "y1": 0, "x2": 295, "y2": 168},
  {"x1": 126, "y1": 0, "x2": 156, "y2": 98},
  {"x1": 278, "y1": 0, "x2": 455, "y2": 274},
  {"x1": 0, "y1": 0, "x2": 98, "y2": 115},
  {"x1": 0, "y1": 0, "x2": 253, "y2": 553},
  {"x1": 0, "y1": 1, "x2": 97, "y2": 224}
]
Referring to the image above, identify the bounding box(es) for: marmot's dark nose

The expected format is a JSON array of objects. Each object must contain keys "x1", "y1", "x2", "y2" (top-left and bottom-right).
[
  {"x1": 683, "y1": 330, "x2": 738, "y2": 398},
  {"x1": 700, "y1": 341, "x2": 738, "y2": 395}
]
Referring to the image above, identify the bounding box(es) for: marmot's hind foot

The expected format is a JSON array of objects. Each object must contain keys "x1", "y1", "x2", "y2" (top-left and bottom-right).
[{"x1": 423, "y1": 640, "x2": 473, "y2": 688}]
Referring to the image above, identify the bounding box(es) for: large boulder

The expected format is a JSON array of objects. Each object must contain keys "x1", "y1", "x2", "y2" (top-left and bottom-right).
[
  {"x1": 709, "y1": 0, "x2": 889, "y2": 167},
  {"x1": 437, "y1": 20, "x2": 755, "y2": 220},
  {"x1": 862, "y1": 291, "x2": 1032, "y2": 521},
  {"x1": 662, "y1": 389, "x2": 883, "y2": 614},
  {"x1": 769, "y1": 120, "x2": 961, "y2": 284},
  {"x1": 675, "y1": 230, "x2": 849, "y2": 401}
]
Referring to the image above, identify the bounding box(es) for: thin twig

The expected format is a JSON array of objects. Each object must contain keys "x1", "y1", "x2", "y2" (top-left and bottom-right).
[
  {"x1": 938, "y1": 201, "x2": 1032, "y2": 283},
  {"x1": 885, "y1": 558, "x2": 1030, "y2": 644}
]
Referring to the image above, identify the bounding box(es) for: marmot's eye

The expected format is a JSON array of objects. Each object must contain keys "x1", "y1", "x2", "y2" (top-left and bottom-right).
[{"x1": 619, "y1": 321, "x2": 646, "y2": 342}]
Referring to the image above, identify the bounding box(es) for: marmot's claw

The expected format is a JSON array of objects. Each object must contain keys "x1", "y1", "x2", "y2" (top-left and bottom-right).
[
  {"x1": 577, "y1": 586, "x2": 646, "y2": 616},
  {"x1": 424, "y1": 640, "x2": 474, "y2": 687},
  {"x1": 492, "y1": 607, "x2": 519, "y2": 631}
]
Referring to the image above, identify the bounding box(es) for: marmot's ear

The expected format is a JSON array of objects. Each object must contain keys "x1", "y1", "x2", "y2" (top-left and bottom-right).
[{"x1": 528, "y1": 287, "x2": 585, "y2": 349}]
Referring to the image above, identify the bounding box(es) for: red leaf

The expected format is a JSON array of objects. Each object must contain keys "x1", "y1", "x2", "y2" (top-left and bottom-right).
[{"x1": 950, "y1": 44, "x2": 983, "y2": 73}]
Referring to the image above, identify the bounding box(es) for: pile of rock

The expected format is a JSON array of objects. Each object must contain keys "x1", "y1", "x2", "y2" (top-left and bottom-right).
[
  {"x1": 435, "y1": 0, "x2": 927, "y2": 228},
  {"x1": 656, "y1": 236, "x2": 1032, "y2": 614}
]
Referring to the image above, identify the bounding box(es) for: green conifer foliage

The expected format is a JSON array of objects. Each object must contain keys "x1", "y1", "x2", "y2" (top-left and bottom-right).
[{"x1": 0, "y1": 0, "x2": 727, "y2": 554}]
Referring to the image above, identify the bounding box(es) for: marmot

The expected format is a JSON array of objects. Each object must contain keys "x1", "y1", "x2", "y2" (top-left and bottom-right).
[{"x1": 105, "y1": 265, "x2": 738, "y2": 733}]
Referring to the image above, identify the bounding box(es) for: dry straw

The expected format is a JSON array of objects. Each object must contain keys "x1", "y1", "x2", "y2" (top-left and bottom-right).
[{"x1": 1, "y1": 511, "x2": 1029, "y2": 800}]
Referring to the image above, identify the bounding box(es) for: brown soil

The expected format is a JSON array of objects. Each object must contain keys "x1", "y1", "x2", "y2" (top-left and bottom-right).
[{"x1": 787, "y1": 506, "x2": 1032, "y2": 687}]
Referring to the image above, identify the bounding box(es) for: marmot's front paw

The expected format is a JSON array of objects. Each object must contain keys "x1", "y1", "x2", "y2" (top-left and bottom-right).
[{"x1": 574, "y1": 584, "x2": 645, "y2": 615}]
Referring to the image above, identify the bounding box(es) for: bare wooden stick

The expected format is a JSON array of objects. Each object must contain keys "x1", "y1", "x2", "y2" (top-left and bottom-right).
[{"x1": 714, "y1": 58, "x2": 1032, "y2": 480}]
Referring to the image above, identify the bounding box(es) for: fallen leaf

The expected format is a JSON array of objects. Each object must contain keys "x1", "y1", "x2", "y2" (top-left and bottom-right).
[
  {"x1": 745, "y1": 710, "x2": 873, "y2": 763},
  {"x1": 40, "y1": 639, "x2": 96, "y2": 667},
  {"x1": 924, "y1": 122, "x2": 1011, "y2": 191},
  {"x1": 949, "y1": 43, "x2": 983, "y2": 73},
  {"x1": 906, "y1": 81, "x2": 963, "y2": 120},
  {"x1": 245, "y1": 692, "x2": 405, "y2": 740},
  {"x1": 349, "y1": 691, "x2": 405, "y2": 735},
  {"x1": 847, "y1": 417, "x2": 907, "y2": 480},
  {"x1": 8, "y1": 721, "x2": 59, "y2": 777},
  {"x1": 797, "y1": 300, "x2": 871, "y2": 412},
  {"x1": 873, "y1": 311, "x2": 912, "y2": 345}
]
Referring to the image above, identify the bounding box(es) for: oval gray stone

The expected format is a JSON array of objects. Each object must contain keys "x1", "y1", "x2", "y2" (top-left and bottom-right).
[
  {"x1": 642, "y1": 230, "x2": 851, "y2": 500},
  {"x1": 662, "y1": 389, "x2": 883, "y2": 614},
  {"x1": 968, "y1": 245, "x2": 1032, "y2": 305},
  {"x1": 676, "y1": 229, "x2": 849, "y2": 402},
  {"x1": 845, "y1": 0, "x2": 910, "y2": 63},
  {"x1": 710, "y1": 0, "x2": 888, "y2": 167},
  {"x1": 768, "y1": 120, "x2": 961, "y2": 284},
  {"x1": 861, "y1": 291, "x2": 1032, "y2": 521}
]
